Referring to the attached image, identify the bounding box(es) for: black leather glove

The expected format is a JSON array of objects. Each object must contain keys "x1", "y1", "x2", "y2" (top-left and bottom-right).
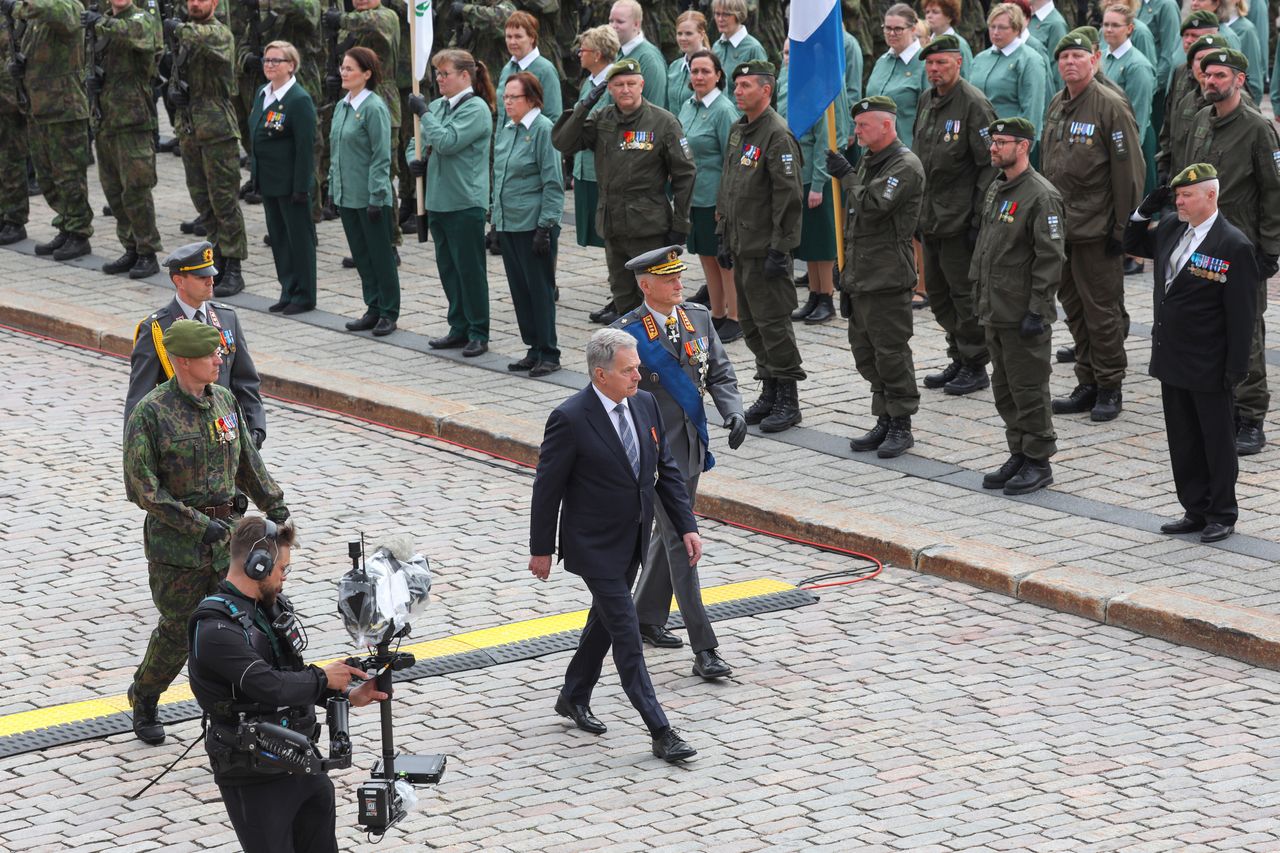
[
  {"x1": 449, "y1": 0, "x2": 463, "y2": 19},
  {"x1": 1104, "y1": 235, "x2": 1124, "y2": 256},
  {"x1": 1137, "y1": 185, "x2": 1171, "y2": 218},
  {"x1": 251, "y1": 428, "x2": 266, "y2": 449},
  {"x1": 715, "y1": 237, "x2": 733, "y2": 270},
  {"x1": 484, "y1": 227, "x2": 500, "y2": 252},
  {"x1": 202, "y1": 519, "x2": 230, "y2": 545},
  {"x1": 764, "y1": 247, "x2": 790, "y2": 279},
  {"x1": 408, "y1": 158, "x2": 427, "y2": 178},
  {"x1": 839, "y1": 289, "x2": 852, "y2": 319},
  {"x1": 532, "y1": 226, "x2": 551, "y2": 257},
  {"x1": 1225, "y1": 371, "x2": 1246, "y2": 390},
  {"x1": 582, "y1": 80, "x2": 608, "y2": 109},
  {"x1": 162, "y1": 17, "x2": 182, "y2": 38},
  {"x1": 825, "y1": 148, "x2": 854, "y2": 180},
  {"x1": 1019, "y1": 311, "x2": 1045, "y2": 338},
  {"x1": 290, "y1": 191, "x2": 308, "y2": 206},
  {"x1": 665, "y1": 230, "x2": 686, "y2": 246},
  {"x1": 366, "y1": 205, "x2": 382, "y2": 223},
  {"x1": 324, "y1": 73, "x2": 342, "y2": 100},
  {"x1": 242, "y1": 53, "x2": 263, "y2": 76},
  {"x1": 725, "y1": 413, "x2": 747, "y2": 450},
  {"x1": 965, "y1": 224, "x2": 980, "y2": 250},
  {"x1": 169, "y1": 86, "x2": 189, "y2": 107},
  {"x1": 1260, "y1": 253, "x2": 1279, "y2": 279},
  {"x1": 81, "y1": 8, "x2": 103, "y2": 26},
  {"x1": 407, "y1": 93, "x2": 428, "y2": 117},
  {"x1": 322, "y1": 8, "x2": 342, "y2": 30}
]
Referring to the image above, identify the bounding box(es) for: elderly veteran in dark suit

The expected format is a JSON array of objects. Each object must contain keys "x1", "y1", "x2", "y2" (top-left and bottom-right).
[
  {"x1": 124, "y1": 241, "x2": 266, "y2": 447},
  {"x1": 1124, "y1": 163, "x2": 1258, "y2": 543},
  {"x1": 528, "y1": 328, "x2": 702, "y2": 763},
  {"x1": 611, "y1": 246, "x2": 746, "y2": 681}
]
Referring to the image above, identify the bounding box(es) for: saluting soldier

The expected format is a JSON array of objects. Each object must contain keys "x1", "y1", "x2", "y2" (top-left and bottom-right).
[
  {"x1": 125, "y1": 242, "x2": 267, "y2": 448},
  {"x1": 826, "y1": 96, "x2": 925, "y2": 458},
  {"x1": 971, "y1": 117, "x2": 1067, "y2": 495},
  {"x1": 609, "y1": 0, "x2": 667, "y2": 110},
  {"x1": 0, "y1": 8, "x2": 30, "y2": 245},
  {"x1": 83, "y1": 0, "x2": 163, "y2": 280},
  {"x1": 1183, "y1": 47, "x2": 1280, "y2": 455},
  {"x1": 122, "y1": 318, "x2": 288, "y2": 745},
  {"x1": 612, "y1": 246, "x2": 746, "y2": 681},
  {"x1": 716, "y1": 59, "x2": 804, "y2": 434},
  {"x1": 552, "y1": 58, "x2": 695, "y2": 321},
  {"x1": 1041, "y1": 30, "x2": 1144, "y2": 423},
  {"x1": 912, "y1": 35, "x2": 997, "y2": 397}
]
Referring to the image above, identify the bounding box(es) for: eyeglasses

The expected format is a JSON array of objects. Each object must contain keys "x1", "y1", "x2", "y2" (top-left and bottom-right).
[
  {"x1": 988, "y1": 138, "x2": 1018, "y2": 148},
  {"x1": 502, "y1": 94, "x2": 526, "y2": 101},
  {"x1": 576, "y1": 47, "x2": 598, "y2": 55},
  {"x1": 262, "y1": 58, "x2": 292, "y2": 65},
  {"x1": 435, "y1": 69, "x2": 454, "y2": 78},
  {"x1": 1100, "y1": 21, "x2": 1129, "y2": 28},
  {"x1": 883, "y1": 24, "x2": 911, "y2": 34}
]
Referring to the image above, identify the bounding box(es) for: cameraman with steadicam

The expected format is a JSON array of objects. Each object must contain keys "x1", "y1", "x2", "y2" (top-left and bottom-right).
[{"x1": 188, "y1": 516, "x2": 386, "y2": 852}]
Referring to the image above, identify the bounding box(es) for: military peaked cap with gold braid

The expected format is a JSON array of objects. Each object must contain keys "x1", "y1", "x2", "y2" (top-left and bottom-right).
[
  {"x1": 626, "y1": 245, "x2": 689, "y2": 275},
  {"x1": 163, "y1": 241, "x2": 219, "y2": 277}
]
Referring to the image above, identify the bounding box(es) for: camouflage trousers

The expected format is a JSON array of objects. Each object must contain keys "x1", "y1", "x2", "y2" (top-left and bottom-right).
[
  {"x1": 29, "y1": 118, "x2": 93, "y2": 237},
  {"x1": 0, "y1": 109, "x2": 29, "y2": 226},
  {"x1": 97, "y1": 130, "x2": 162, "y2": 255},
  {"x1": 131, "y1": 555, "x2": 226, "y2": 699},
  {"x1": 179, "y1": 134, "x2": 247, "y2": 260}
]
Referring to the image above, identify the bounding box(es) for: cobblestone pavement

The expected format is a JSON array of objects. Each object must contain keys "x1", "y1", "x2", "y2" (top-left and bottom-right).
[{"x1": 6, "y1": 331, "x2": 1280, "y2": 851}]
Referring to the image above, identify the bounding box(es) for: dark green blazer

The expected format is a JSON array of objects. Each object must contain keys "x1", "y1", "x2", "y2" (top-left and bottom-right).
[{"x1": 248, "y1": 79, "x2": 316, "y2": 198}]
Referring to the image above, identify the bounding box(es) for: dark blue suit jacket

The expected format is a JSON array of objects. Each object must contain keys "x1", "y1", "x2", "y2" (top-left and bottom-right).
[{"x1": 530, "y1": 386, "x2": 697, "y2": 578}]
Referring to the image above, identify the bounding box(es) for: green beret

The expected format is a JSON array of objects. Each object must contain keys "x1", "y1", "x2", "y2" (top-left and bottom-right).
[
  {"x1": 1187, "y1": 34, "x2": 1232, "y2": 59},
  {"x1": 1170, "y1": 162, "x2": 1218, "y2": 188},
  {"x1": 987, "y1": 117, "x2": 1036, "y2": 141},
  {"x1": 606, "y1": 58, "x2": 643, "y2": 80},
  {"x1": 163, "y1": 319, "x2": 222, "y2": 358},
  {"x1": 1181, "y1": 10, "x2": 1220, "y2": 33},
  {"x1": 732, "y1": 59, "x2": 777, "y2": 80},
  {"x1": 1199, "y1": 48, "x2": 1248, "y2": 73},
  {"x1": 1055, "y1": 29, "x2": 1097, "y2": 58},
  {"x1": 162, "y1": 240, "x2": 218, "y2": 277},
  {"x1": 626, "y1": 245, "x2": 688, "y2": 276},
  {"x1": 919, "y1": 34, "x2": 963, "y2": 59},
  {"x1": 850, "y1": 95, "x2": 897, "y2": 117}
]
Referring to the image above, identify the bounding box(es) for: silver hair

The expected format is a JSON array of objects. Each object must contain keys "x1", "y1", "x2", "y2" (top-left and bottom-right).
[{"x1": 586, "y1": 328, "x2": 638, "y2": 375}]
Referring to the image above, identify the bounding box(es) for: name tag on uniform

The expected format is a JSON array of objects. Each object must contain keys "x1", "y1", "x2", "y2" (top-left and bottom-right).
[{"x1": 620, "y1": 130, "x2": 655, "y2": 151}]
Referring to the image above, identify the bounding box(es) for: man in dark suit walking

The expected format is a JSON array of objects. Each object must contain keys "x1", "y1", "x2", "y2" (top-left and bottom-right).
[
  {"x1": 528, "y1": 328, "x2": 701, "y2": 763},
  {"x1": 1124, "y1": 163, "x2": 1258, "y2": 543}
]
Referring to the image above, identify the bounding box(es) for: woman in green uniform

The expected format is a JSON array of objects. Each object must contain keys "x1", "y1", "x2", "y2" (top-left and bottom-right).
[
  {"x1": 1102, "y1": 4, "x2": 1158, "y2": 273},
  {"x1": 969, "y1": 4, "x2": 1048, "y2": 137},
  {"x1": 866, "y1": 4, "x2": 926, "y2": 146},
  {"x1": 711, "y1": 0, "x2": 767, "y2": 72},
  {"x1": 493, "y1": 72, "x2": 565, "y2": 376},
  {"x1": 667, "y1": 10, "x2": 710, "y2": 110},
  {"x1": 568, "y1": 25, "x2": 619, "y2": 253},
  {"x1": 496, "y1": 11, "x2": 564, "y2": 123},
  {"x1": 678, "y1": 49, "x2": 742, "y2": 342},
  {"x1": 923, "y1": 0, "x2": 974, "y2": 76},
  {"x1": 330, "y1": 47, "x2": 399, "y2": 336}
]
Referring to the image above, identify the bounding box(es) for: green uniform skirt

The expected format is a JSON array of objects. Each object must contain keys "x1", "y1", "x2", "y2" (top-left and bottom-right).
[
  {"x1": 687, "y1": 206, "x2": 718, "y2": 256},
  {"x1": 574, "y1": 179, "x2": 606, "y2": 248},
  {"x1": 796, "y1": 182, "x2": 837, "y2": 262}
]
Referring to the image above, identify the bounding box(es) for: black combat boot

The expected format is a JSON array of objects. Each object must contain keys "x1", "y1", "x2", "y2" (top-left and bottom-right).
[
  {"x1": 0, "y1": 223, "x2": 27, "y2": 245},
  {"x1": 982, "y1": 453, "x2": 1026, "y2": 489},
  {"x1": 850, "y1": 415, "x2": 890, "y2": 451},
  {"x1": 34, "y1": 231, "x2": 68, "y2": 256},
  {"x1": 1052, "y1": 383, "x2": 1097, "y2": 415},
  {"x1": 923, "y1": 361, "x2": 961, "y2": 389},
  {"x1": 213, "y1": 258, "x2": 245, "y2": 297},
  {"x1": 179, "y1": 212, "x2": 207, "y2": 235},
  {"x1": 1090, "y1": 388, "x2": 1123, "y2": 422},
  {"x1": 744, "y1": 378, "x2": 778, "y2": 426},
  {"x1": 877, "y1": 416, "x2": 914, "y2": 458},
  {"x1": 128, "y1": 685, "x2": 166, "y2": 745},
  {"x1": 944, "y1": 364, "x2": 990, "y2": 396},
  {"x1": 760, "y1": 379, "x2": 802, "y2": 433},
  {"x1": 53, "y1": 233, "x2": 91, "y2": 261},
  {"x1": 102, "y1": 249, "x2": 139, "y2": 275},
  {"x1": 791, "y1": 291, "x2": 819, "y2": 320},
  {"x1": 1236, "y1": 420, "x2": 1266, "y2": 456},
  {"x1": 1003, "y1": 457, "x2": 1053, "y2": 495},
  {"x1": 804, "y1": 294, "x2": 835, "y2": 324},
  {"x1": 240, "y1": 181, "x2": 262, "y2": 204},
  {"x1": 129, "y1": 253, "x2": 160, "y2": 279}
]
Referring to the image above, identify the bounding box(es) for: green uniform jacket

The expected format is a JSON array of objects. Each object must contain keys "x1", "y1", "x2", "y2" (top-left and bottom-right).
[
  {"x1": 93, "y1": 5, "x2": 161, "y2": 135},
  {"x1": 14, "y1": 0, "x2": 87, "y2": 122},
  {"x1": 491, "y1": 109, "x2": 564, "y2": 231},
  {"x1": 969, "y1": 43, "x2": 1048, "y2": 136},
  {"x1": 1027, "y1": 7, "x2": 1068, "y2": 73},
  {"x1": 970, "y1": 166, "x2": 1067, "y2": 327},
  {"x1": 912, "y1": 78, "x2": 997, "y2": 238},
  {"x1": 1225, "y1": 16, "x2": 1264, "y2": 104},
  {"x1": 1130, "y1": 20, "x2": 1159, "y2": 76},
  {"x1": 1156, "y1": 64, "x2": 1204, "y2": 179},
  {"x1": 1273, "y1": 40, "x2": 1280, "y2": 120},
  {"x1": 1102, "y1": 44, "x2": 1155, "y2": 130},
  {"x1": 249, "y1": 80, "x2": 316, "y2": 196},
  {"x1": 553, "y1": 97, "x2": 695, "y2": 238},
  {"x1": 678, "y1": 88, "x2": 739, "y2": 208},
  {"x1": 496, "y1": 52, "x2": 563, "y2": 123},
  {"x1": 1136, "y1": 0, "x2": 1180, "y2": 92},
  {"x1": 712, "y1": 28, "x2": 767, "y2": 76},
  {"x1": 666, "y1": 56, "x2": 691, "y2": 114},
  {"x1": 419, "y1": 91, "x2": 493, "y2": 213},
  {"x1": 866, "y1": 47, "x2": 924, "y2": 147},
  {"x1": 1185, "y1": 100, "x2": 1280, "y2": 255},
  {"x1": 843, "y1": 29, "x2": 863, "y2": 102},
  {"x1": 173, "y1": 20, "x2": 238, "y2": 144},
  {"x1": 569, "y1": 73, "x2": 610, "y2": 183},
  {"x1": 123, "y1": 379, "x2": 287, "y2": 569},
  {"x1": 838, "y1": 142, "x2": 924, "y2": 293},
  {"x1": 620, "y1": 37, "x2": 668, "y2": 110},
  {"x1": 328, "y1": 89, "x2": 392, "y2": 208},
  {"x1": 1041, "y1": 77, "x2": 1145, "y2": 242},
  {"x1": 338, "y1": 6, "x2": 400, "y2": 126},
  {"x1": 716, "y1": 106, "x2": 803, "y2": 257}
]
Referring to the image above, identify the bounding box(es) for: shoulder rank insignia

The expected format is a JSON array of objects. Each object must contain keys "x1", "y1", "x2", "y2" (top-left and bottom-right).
[{"x1": 641, "y1": 313, "x2": 661, "y2": 341}]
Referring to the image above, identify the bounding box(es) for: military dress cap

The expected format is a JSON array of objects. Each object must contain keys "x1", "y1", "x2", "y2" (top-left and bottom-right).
[
  {"x1": 1199, "y1": 48, "x2": 1248, "y2": 73},
  {"x1": 919, "y1": 34, "x2": 963, "y2": 58},
  {"x1": 163, "y1": 319, "x2": 223, "y2": 358},
  {"x1": 163, "y1": 241, "x2": 219, "y2": 277},
  {"x1": 626, "y1": 245, "x2": 688, "y2": 276},
  {"x1": 1180, "y1": 10, "x2": 1220, "y2": 32},
  {"x1": 1187, "y1": 34, "x2": 1231, "y2": 58},
  {"x1": 1055, "y1": 28, "x2": 1097, "y2": 57},
  {"x1": 606, "y1": 58, "x2": 643, "y2": 80},
  {"x1": 1170, "y1": 162, "x2": 1218, "y2": 188},
  {"x1": 987, "y1": 116, "x2": 1037, "y2": 140},
  {"x1": 732, "y1": 59, "x2": 777, "y2": 79},
  {"x1": 851, "y1": 95, "x2": 897, "y2": 116}
]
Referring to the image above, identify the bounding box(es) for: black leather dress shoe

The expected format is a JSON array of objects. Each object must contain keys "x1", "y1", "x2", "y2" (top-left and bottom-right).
[
  {"x1": 529, "y1": 360, "x2": 561, "y2": 377},
  {"x1": 652, "y1": 728, "x2": 696, "y2": 763},
  {"x1": 1003, "y1": 458, "x2": 1053, "y2": 496},
  {"x1": 923, "y1": 361, "x2": 961, "y2": 389},
  {"x1": 1236, "y1": 420, "x2": 1266, "y2": 456},
  {"x1": 342, "y1": 256, "x2": 356, "y2": 268},
  {"x1": 281, "y1": 303, "x2": 313, "y2": 316},
  {"x1": 1159, "y1": 515, "x2": 1205, "y2": 535},
  {"x1": 428, "y1": 333, "x2": 467, "y2": 349},
  {"x1": 345, "y1": 313, "x2": 378, "y2": 331},
  {"x1": 982, "y1": 453, "x2": 1026, "y2": 490},
  {"x1": 588, "y1": 300, "x2": 616, "y2": 323},
  {"x1": 692, "y1": 650, "x2": 732, "y2": 680},
  {"x1": 462, "y1": 340, "x2": 488, "y2": 357},
  {"x1": 640, "y1": 624, "x2": 683, "y2": 648},
  {"x1": 554, "y1": 694, "x2": 606, "y2": 734},
  {"x1": 372, "y1": 317, "x2": 397, "y2": 337},
  {"x1": 508, "y1": 356, "x2": 536, "y2": 372},
  {"x1": 1200, "y1": 522, "x2": 1235, "y2": 543},
  {"x1": 269, "y1": 300, "x2": 289, "y2": 313}
]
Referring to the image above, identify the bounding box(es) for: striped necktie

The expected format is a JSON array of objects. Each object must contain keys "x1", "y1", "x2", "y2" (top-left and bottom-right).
[{"x1": 614, "y1": 403, "x2": 639, "y2": 477}]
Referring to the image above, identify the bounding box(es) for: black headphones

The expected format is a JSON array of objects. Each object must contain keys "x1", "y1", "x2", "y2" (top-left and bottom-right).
[{"x1": 244, "y1": 518, "x2": 279, "y2": 581}]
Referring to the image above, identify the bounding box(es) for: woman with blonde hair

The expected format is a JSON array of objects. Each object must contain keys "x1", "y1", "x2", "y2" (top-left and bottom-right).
[
  {"x1": 566, "y1": 24, "x2": 619, "y2": 266},
  {"x1": 711, "y1": 0, "x2": 766, "y2": 72},
  {"x1": 866, "y1": 3, "x2": 926, "y2": 146},
  {"x1": 968, "y1": 4, "x2": 1048, "y2": 136}
]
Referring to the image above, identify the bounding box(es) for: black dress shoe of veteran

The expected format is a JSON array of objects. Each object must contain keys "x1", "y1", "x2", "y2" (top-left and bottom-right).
[
  {"x1": 640, "y1": 624, "x2": 683, "y2": 648},
  {"x1": 692, "y1": 650, "x2": 732, "y2": 680},
  {"x1": 1200, "y1": 522, "x2": 1234, "y2": 543},
  {"x1": 428, "y1": 332, "x2": 467, "y2": 349},
  {"x1": 461, "y1": 339, "x2": 488, "y2": 357},
  {"x1": 1159, "y1": 515, "x2": 1206, "y2": 535},
  {"x1": 652, "y1": 728, "x2": 696, "y2": 763},
  {"x1": 554, "y1": 694, "x2": 606, "y2": 734},
  {"x1": 345, "y1": 312, "x2": 378, "y2": 331}
]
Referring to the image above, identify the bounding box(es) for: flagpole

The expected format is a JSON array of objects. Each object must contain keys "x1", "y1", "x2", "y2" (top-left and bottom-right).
[
  {"x1": 409, "y1": 0, "x2": 427, "y2": 241},
  {"x1": 824, "y1": 102, "x2": 844, "y2": 272}
]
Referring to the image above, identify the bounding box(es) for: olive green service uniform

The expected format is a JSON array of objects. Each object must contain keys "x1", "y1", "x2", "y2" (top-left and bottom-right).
[
  {"x1": 569, "y1": 70, "x2": 611, "y2": 249},
  {"x1": 678, "y1": 87, "x2": 738, "y2": 257},
  {"x1": 666, "y1": 55, "x2": 693, "y2": 113},
  {"x1": 713, "y1": 27, "x2": 767, "y2": 77},
  {"x1": 1155, "y1": 33, "x2": 1233, "y2": 180},
  {"x1": 866, "y1": 42, "x2": 924, "y2": 147},
  {"x1": 1102, "y1": 42, "x2": 1157, "y2": 191},
  {"x1": 1027, "y1": 5, "x2": 1069, "y2": 66},
  {"x1": 912, "y1": 68, "x2": 997, "y2": 374},
  {"x1": 618, "y1": 34, "x2": 668, "y2": 110},
  {"x1": 0, "y1": 19, "x2": 29, "y2": 236},
  {"x1": 1224, "y1": 15, "x2": 1264, "y2": 104},
  {"x1": 123, "y1": 320, "x2": 288, "y2": 708},
  {"x1": 1136, "y1": 0, "x2": 1181, "y2": 97},
  {"x1": 968, "y1": 41, "x2": 1049, "y2": 136},
  {"x1": 496, "y1": 48, "x2": 563, "y2": 123}
]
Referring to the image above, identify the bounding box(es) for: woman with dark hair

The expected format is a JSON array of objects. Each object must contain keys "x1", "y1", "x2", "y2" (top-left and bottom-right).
[
  {"x1": 492, "y1": 71, "x2": 565, "y2": 376},
  {"x1": 407, "y1": 49, "x2": 497, "y2": 358},
  {"x1": 866, "y1": 3, "x2": 926, "y2": 146},
  {"x1": 330, "y1": 47, "x2": 399, "y2": 336}
]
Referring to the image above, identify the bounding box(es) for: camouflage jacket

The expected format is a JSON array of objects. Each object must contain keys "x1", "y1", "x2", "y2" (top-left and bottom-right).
[
  {"x1": 13, "y1": 0, "x2": 88, "y2": 123},
  {"x1": 92, "y1": 3, "x2": 161, "y2": 135},
  {"x1": 337, "y1": 6, "x2": 400, "y2": 125},
  {"x1": 258, "y1": 0, "x2": 323, "y2": 100},
  {"x1": 380, "y1": 0, "x2": 410, "y2": 90},
  {"x1": 172, "y1": 18, "x2": 239, "y2": 143},
  {"x1": 453, "y1": 0, "x2": 514, "y2": 78},
  {"x1": 0, "y1": 12, "x2": 21, "y2": 113},
  {"x1": 123, "y1": 379, "x2": 287, "y2": 569}
]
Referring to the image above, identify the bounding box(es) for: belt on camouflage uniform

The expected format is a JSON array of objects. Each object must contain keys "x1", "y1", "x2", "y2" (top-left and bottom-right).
[{"x1": 199, "y1": 500, "x2": 237, "y2": 519}]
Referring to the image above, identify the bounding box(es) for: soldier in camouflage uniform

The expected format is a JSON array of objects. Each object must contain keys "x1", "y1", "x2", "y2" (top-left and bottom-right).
[
  {"x1": 449, "y1": 0, "x2": 514, "y2": 74},
  {"x1": 5, "y1": 0, "x2": 95, "y2": 260},
  {"x1": 83, "y1": 0, "x2": 164, "y2": 279},
  {"x1": 123, "y1": 311, "x2": 288, "y2": 745},
  {"x1": 0, "y1": 10, "x2": 29, "y2": 245},
  {"x1": 164, "y1": 0, "x2": 248, "y2": 296}
]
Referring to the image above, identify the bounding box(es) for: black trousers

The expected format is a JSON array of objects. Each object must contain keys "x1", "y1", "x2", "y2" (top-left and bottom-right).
[
  {"x1": 562, "y1": 554, "x2": 669, "y2": 736},
  {"x1": 219, "y1": 774, "x2": 338, "y2": 853},
  {"x1": 1161, "y1": 381, "x2": 1238, "y2": 526}
]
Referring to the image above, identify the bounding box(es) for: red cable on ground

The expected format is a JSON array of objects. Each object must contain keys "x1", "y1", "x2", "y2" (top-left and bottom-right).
[{"x1": 3, "y1": 322, "x2": 883, "y2": 588}]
